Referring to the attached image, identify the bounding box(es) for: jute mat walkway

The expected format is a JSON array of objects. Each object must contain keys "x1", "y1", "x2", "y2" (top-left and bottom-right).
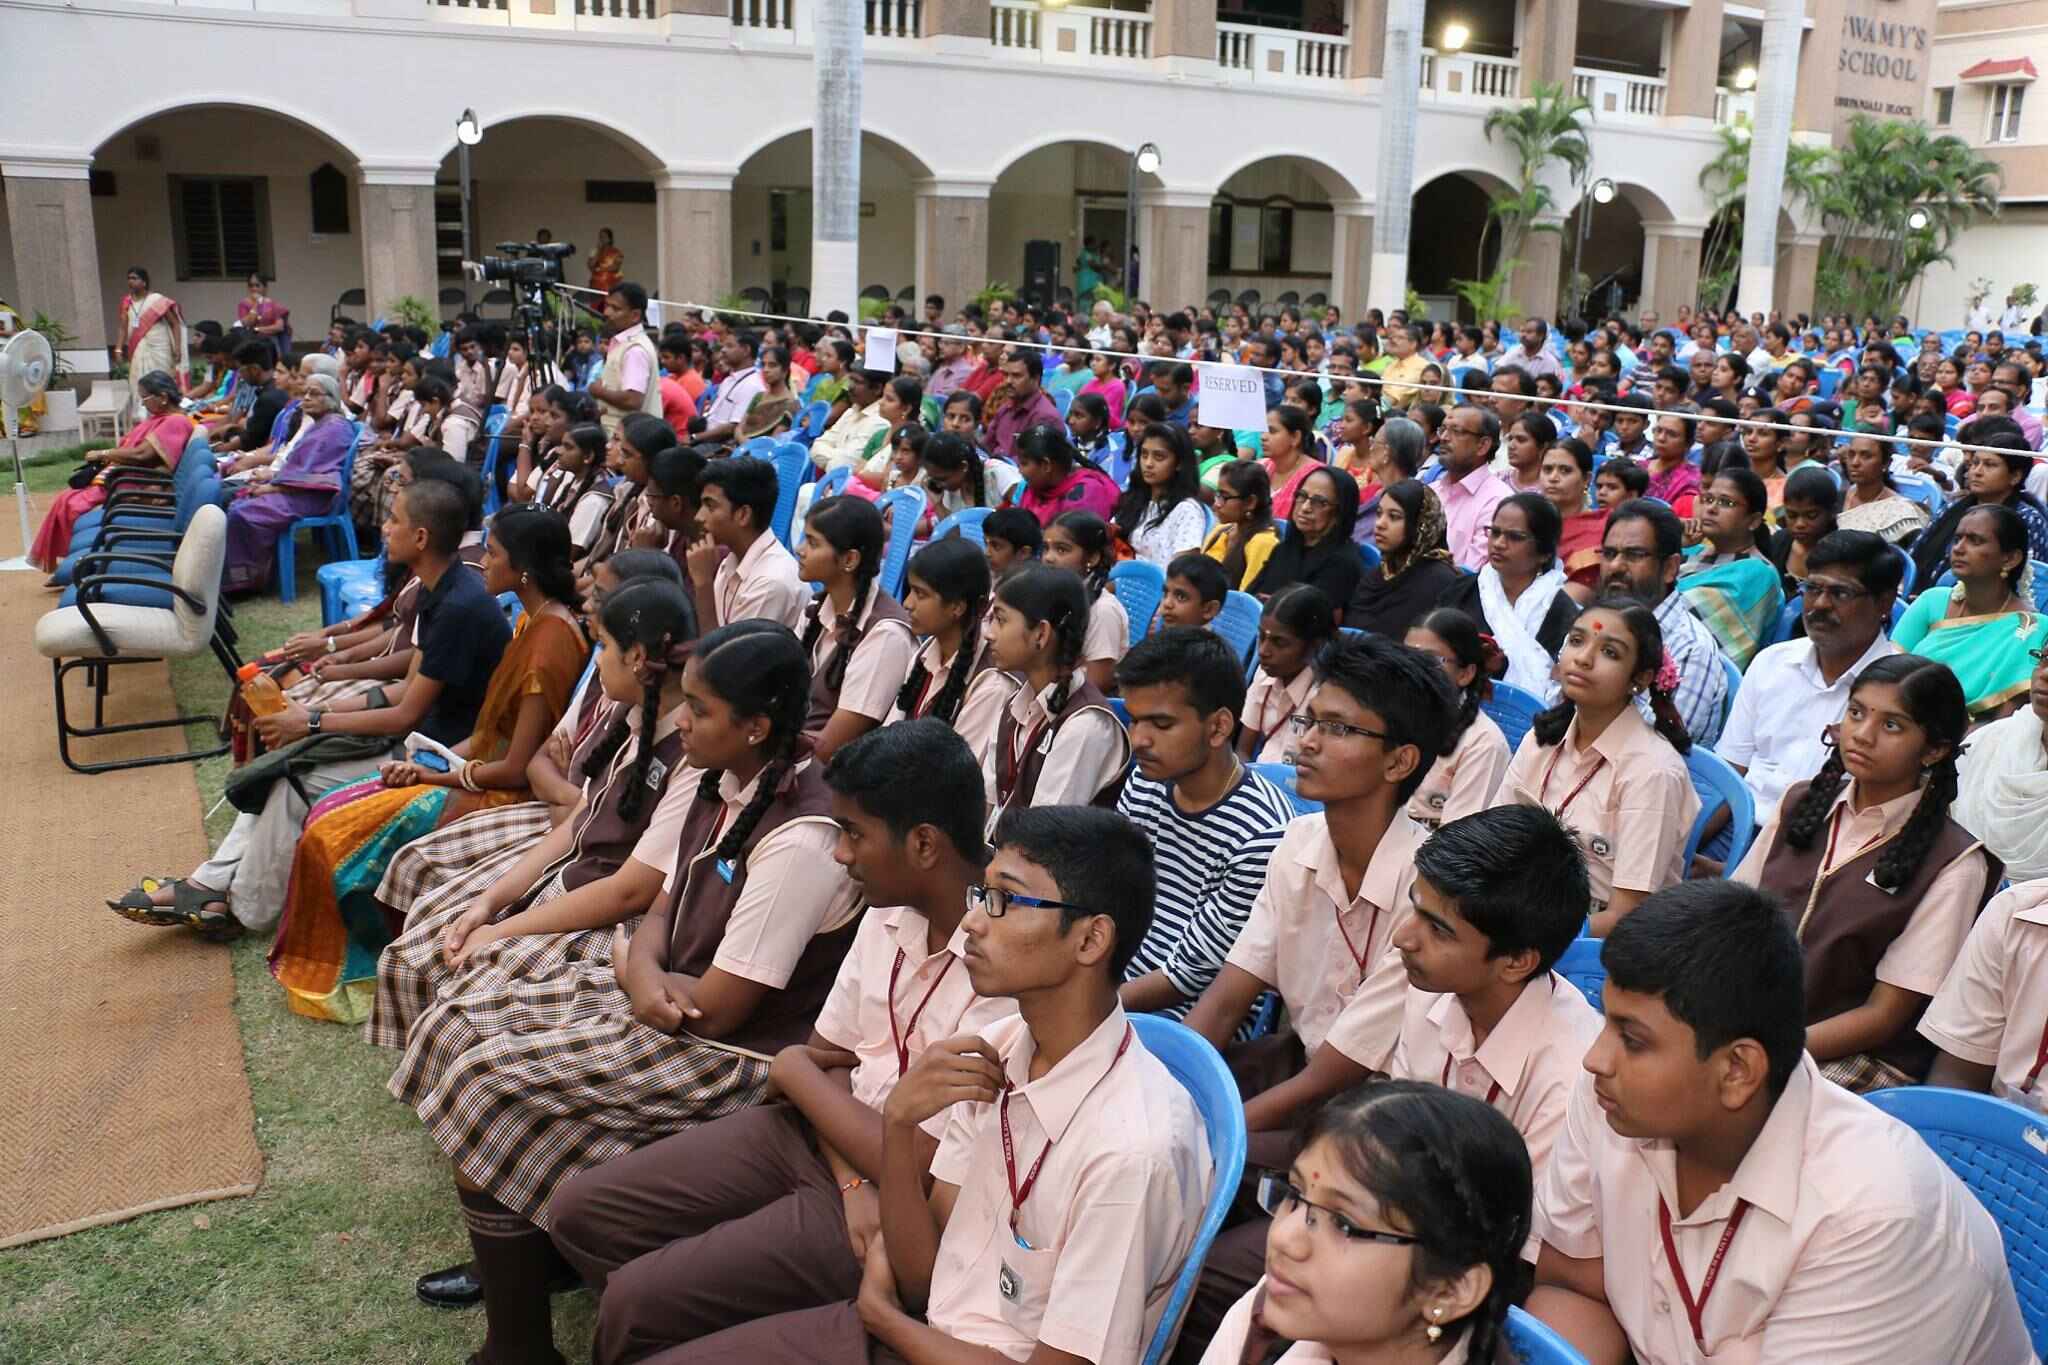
[{"x1": 0, "y1": 542, "x2": 262, "y2": 1247}]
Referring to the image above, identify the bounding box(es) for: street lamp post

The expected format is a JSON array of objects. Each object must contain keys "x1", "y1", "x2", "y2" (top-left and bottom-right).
[
  {"x1": 456, "y1": 109, "x2": 482, "y2": 311},
  {"x1": 1570, "y1": 177, "x2": 1615, "y2": 320},
  {"x1": 1125, "y1": 142, "x2": 1161, "y2": 301}
]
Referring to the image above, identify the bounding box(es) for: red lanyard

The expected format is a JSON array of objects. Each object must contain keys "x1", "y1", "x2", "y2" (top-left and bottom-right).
[
  {"x1": 1000, "y1": 1024, "x2": 1133, "y2": 1233},
  {"x1": 1334, "y1": 902, "x2": 1380, "y2": 985},
  {"x1": 1657, "y1": 1194, "x2": 1751, "y2": 1354},
  {"x1": 887, "y1": 948, "x2": 957, "y2": 1078},
  {"x1": 998, "y1": 715, "x2": 1052, "y2": 805},
  {"x1": 2023, "y1": 1017, "x2": 2048, "y2": 1094},
  {"x1": 1820, "y1": 803, "x2": 1885, "y2": 875},
  {"x1": 1439, "y1": 1054, "x2": 1503, "y2": 1107},
  {"x1": 1538, "y1": 743, "x2": 1606, "y2": 819}
]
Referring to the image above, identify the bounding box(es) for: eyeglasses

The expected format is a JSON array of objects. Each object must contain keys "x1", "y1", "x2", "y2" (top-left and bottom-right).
[
  {"x1": 1695, "y1": 493, "x2": 1745, "y2": 511},
  {"x1": 1295, "y1": 491, "x2": 1337, "y2": 513},
  {"x1": 967, "y1": 884, "x2": 1100, "y2": 920},
  {"x1": 1287, "y1": 712, "x2": 1391, "y2": 744},
  {"x1": 1598, "y1": 545, "x2": 1660, "y2": 564},
  {"x1": 1254, "y1": 1173, "x2": 1420, "y2": 1248},
  {"x1": 1798, "y1": 578, "x2": 1872, "y2": 603}
]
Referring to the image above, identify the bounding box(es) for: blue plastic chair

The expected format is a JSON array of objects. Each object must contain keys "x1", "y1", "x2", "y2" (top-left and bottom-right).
[
  {"x1": 875, "y1": 486, "x2": 926, "y2": 600},
  {"x1": 478, "y1": 408, "x2": 513, "y2": 519},
  {"x1": 695, "y1": 381, "x2": 720, "y2": 418},
  {"x1": 1864, "y1": 1087, "x2": 2048, "y2": 1355},
  {"x1": 1892, "y1": 472, "x2": 1945, "y2": 519},
  {"x1": 276, "y1": 422, "x2": 367, "y2": 603},
  {"x1": 1051, "y1": 387, "x2": 1073, "y2": 419},
  {"x1": 930, "y1": 506, "x2": 993, "y2": 547},
  {"x1": 1481, "y1": 682, "x2": 1546, "y2": 755},
  {"x1": 770, "y1": 441, "x2": 814, "y2": 550},
  {"x1": 1684, "y1": 746, "x2": 1756, "y2": 870},
  {"x1": 1357, "y1": 541, "x2": 1381, "y2": 572},
  {"x1": 1128, "y1": 1015, "x2": 1249, "y2": 1365},
  {"x1": 1772, "y1": 594, "x2": 1805, "y2": 647},
  {"x1": 320, "y1": 550, "x2": 387, "y2": 626},
  {"x1": 1249, "y1": 761, "x2": 1320, "y2": 815},
  {"x1": 1109, "y1": 561, "x2": 1167, "y2": 647},
  {"x1": 1108, "y1": 696, "x2": 1131, "y2": 728},
  {"x1": 1890, "y1": 541, "x2": 1916, "y2": 599},
  {"x1": 1554, "y1": 936, "x2": 1607, "y2": 1013},
  {"x1": 1718, "y1": 653, "x2": 1741, "y2": 735},
  {"x1": 1503, "y1": 1305, "x2": 1593, "y2": 1364},
  {"x1": 794, "y1": 399, "x2": 831, "y2": 445},
  {"x1": 739, "y1": 435, "x2": 780, "y2": 459},
  {"x1": 1101, "y1": 431, "x2": 1135, "y2": 489},
  {"x1": 1213, "y1": 590, "x2": 1263, "y2": 675}
]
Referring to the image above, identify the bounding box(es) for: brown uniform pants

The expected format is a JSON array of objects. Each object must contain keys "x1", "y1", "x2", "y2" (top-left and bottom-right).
[
  {"x1": 635, "y1": 1301, "x2": 909, "y2": 1365},
  {"x1": 548, "y1": 1104, "x2": 866, "y2": 1365}
]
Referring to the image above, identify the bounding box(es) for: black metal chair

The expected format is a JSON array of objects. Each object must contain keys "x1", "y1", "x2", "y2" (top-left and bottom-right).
[{"x1": 332, "y1": 287, "x2": 366, "y2": 323}]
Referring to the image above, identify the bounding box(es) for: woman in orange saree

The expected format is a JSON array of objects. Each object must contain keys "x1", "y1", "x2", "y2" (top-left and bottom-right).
[
  {"x1": 269, "y1": 504, "x2": 591, "y2": 1023},
  {"x1": 586, "y1": 228, "x2": 624, "y2": 296}
]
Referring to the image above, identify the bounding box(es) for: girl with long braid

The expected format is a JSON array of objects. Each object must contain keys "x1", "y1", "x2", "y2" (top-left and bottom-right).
[
  {"x1": 795, "y1": 496, "x2": 918, "y2": 761},
  {"x1": 367, "y1": 577, "x2": 698, "y2": 1051},
  {"x1": 406, "y1": 620, "x2": 861, "y2": 1365},
  {"x1": 580, "y1": 412, "x2": 677, "y2": 575},
  {"x1": 1733, "y1": 654, "x2": 1999, "y2": 1092},
  {"x1": 538, "y1": 421, "x2": 616, "y2": 557},
  {"x1": 1197, "y1": 1084, "x2": 1533, "y2": 1365},
  {"x1": 1502, "y1": 596, "x2": 1697, "y2": 937},
  {"x1": 1043, "y1": 508, "x2": 1129, "y2": 692},
  {"x1": 1404, "y1": 608, "x2": 1511, "y2": 829},
  {"x1": 886, "y1": 536, "x2": 1020, "y2": 764},
  {"x1": 982, "y1": 563, "x2": 1131, "y2": 831}
]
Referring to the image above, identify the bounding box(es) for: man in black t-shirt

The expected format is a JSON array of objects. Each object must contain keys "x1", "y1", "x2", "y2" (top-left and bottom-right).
[
  {"x1": 219, "y1": 340, "x2": 290, "y2": 454},
  {"x1": 107, "y1": 479, "x2": 509, "y2": 942}
]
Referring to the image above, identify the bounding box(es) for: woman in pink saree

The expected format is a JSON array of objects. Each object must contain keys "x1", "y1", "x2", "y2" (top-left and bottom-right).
[
  {"x1": 237, "y1": 274, "x2": 292, "y2": 355},
  {"x1": 31, "y1": 371, "x2": 193, "y2": 572}
]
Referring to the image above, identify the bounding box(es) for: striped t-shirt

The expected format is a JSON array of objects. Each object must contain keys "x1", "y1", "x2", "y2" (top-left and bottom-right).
[{"x1": 1116, "y1": 766, "x2": 1295, "y2": 1020}]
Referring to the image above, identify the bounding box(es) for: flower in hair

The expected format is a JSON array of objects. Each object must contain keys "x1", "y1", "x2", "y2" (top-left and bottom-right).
[{"x1": 1655, "y1": 650, "x2": 1682, "y2": 694}]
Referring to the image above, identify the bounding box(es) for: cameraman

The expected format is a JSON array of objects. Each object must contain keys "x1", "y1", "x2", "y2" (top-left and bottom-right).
[{"x1": 587, "y1": 282, "x2": 662, "y2": 437}]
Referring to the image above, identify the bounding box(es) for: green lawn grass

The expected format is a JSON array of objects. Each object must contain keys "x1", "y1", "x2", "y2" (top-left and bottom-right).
[{"x1": 0, "y1": 490, "x2": 596, "y2": 1364}]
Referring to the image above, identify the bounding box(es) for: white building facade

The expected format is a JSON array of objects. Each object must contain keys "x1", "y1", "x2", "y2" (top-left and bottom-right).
[{"x1": 4, "y1": 0, "x2": 1862, "y2": 367}]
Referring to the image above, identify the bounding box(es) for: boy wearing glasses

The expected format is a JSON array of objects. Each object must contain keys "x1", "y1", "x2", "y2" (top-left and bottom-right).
[
  {"x1": 549, "y1": 722, "x2": 1015, "y2": 1363},
  {"x1": 606, "y1": 803, "x2": 1211, "y2": 1365},
  {"x1": 1173, "y1": 635, "x2": 1455, "y2": 1356}
]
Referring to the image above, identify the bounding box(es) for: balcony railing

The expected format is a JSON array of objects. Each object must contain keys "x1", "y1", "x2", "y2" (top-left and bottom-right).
[
  {"x1": 1217, "y1": 21, "x2": 1347, "y2": 82},
  {"x1": 1573, "y1": 67, "x2": 1667, "y2": 120},
  {"x1": 989, "y1": 0, "x2": 1038, "y2": 49},
  {"x1": 1715, "y1": 86, "x2": 1756, "y2": 126},
  {"x1": 866, "y1": 0, "x2": 919, "y2": 37},
  {"x1": 1420, "y1": 48, "x2": 1519, "y2": 102},
  {"x1": 1090, "y1": 10, "x2": 1150, "y2": 58}
]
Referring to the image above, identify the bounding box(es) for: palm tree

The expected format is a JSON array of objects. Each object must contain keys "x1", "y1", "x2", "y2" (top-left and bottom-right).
[
  {"x1": 1815, "y1": 116, "x2": 2002, "y2": 317},
  {"x1": 1476, "y1": 82, "x2": 1592, "y2": 282},
  {"x1": 1695, "y1": 119, "x2": 1830, "y2": 310}
]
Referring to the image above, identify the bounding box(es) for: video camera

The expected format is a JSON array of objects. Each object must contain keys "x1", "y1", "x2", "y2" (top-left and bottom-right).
[{"x1": 464, "y1": 240, "x2": 577, "y2": 286}]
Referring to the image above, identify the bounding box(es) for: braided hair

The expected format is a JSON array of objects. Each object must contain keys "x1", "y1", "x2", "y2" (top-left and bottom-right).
[
  {"x1": 1294, "y1": 1083, "x2": 1531, "y2": 1365},
  {"x1": 893, "y1": 537, "x2": 991, "y2": 725},
  {"x1": 922, "y1": 431, "x2": 989, "y2": 510},
  {"x1": 557, "y1": 422, "x2": 610, "y2": 515},
  {"x1": 1530, "y1": 595, "x2": 1691, "y2": 755},
  {"x1": 996, "y1": 564, "x2": 1091, "y2": 719},
  {"x1": 1411, "y1": 608, "x2": 1500, "y2": 745},
  {"x1": 690, "y1": 621, "x2": 814, "y2": 874},
  {"x1": 1781, "y1": 654, "x2": 1969, "y2": 893},
  {"x1": 798, "y1": 496, "x2": 886, "y2": 697},
  {"x1": 1050, "y1": 510, "x2": 1114, "y2": 604},
  {"x1": 581, "y1": 578, "x2": 696, "y2": 823}
]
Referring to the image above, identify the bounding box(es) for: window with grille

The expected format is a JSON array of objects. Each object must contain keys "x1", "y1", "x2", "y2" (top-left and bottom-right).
[
  {"x1": 309, "y1": 163, "x2": 351, "y2": 235},
  {"x1": 169, "y1": 175, "x2": 272, "y2": 280},
  {"x1": 1259, "y1": 204, "x2": 1294, "y2": 274},
  {"x1": 1990, "y1": 83, "x2": 2025, "y2": 143},
  {"x1": 1933, "y1": 86, "x2": 1953, "y2": 126},
  {"x1": 1208, "y1": 202, "x2": 1234, "y2": 273}
]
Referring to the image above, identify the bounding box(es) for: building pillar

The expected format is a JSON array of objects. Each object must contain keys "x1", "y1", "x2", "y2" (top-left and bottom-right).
[
  {"x1": 1663, "y1": 0, "x2": 1723, "y2": 121},
  {"x1": 357, "y1": 167, "x2": 439, "y2": 323},
  {"x1": 1519, "y1": 0, "x2": 1580, "y2": 92},
  {"x1": 1368, "y1": 0, "x2": 1423, "y2": 315},
  {"x1": 1136, "y1": 189, "x2": 1211, "y2": 313},
  {"x1": 657, "y1": 172, "x2": 734, "y2": 312},
  {"x1": 1507, "y1": 218, "x2": 1565, "y2": 320},
  {"x1": 1774, "y1": 233, "x2": 1822, "y2": 320},
  {"x1": 913, "y1": 180, "x2": 991, "y2": 320},
  {"x1": 1328, "y1": 201, "x2": 1374, "y2": 324},
  {"x1": 1150, "y1": 0, "x2": 1218, "y2": 73},
  {"x1": 1736, "y1": 0, "x2": 1801, "y2": 315},
  {"x1": 3, "y1": 157, "x2": 110, "y2": 374},
  {"x1": 920, "y1": 0, "x2": 989, "y2": 53},
  {"x1": 1642, "y1": 223, "x2": 1706, "y2": 320},
  {"x1": 1348, "y1": 0, "x2": 1386, "y2": 80}
]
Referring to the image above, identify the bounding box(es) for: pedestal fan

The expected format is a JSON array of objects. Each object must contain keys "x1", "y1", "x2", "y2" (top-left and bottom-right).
[{"x1": 0, "y1": 328, "x2": 54, "y2": 572}]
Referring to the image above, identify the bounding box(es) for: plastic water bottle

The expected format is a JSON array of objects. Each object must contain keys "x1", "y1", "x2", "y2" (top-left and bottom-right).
[{"x1": 236, "y1": 662, "x2": 286, "y2": 717}]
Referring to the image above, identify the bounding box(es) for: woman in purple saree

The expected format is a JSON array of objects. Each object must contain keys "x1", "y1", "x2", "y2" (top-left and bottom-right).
[{"x1": 223, "y1": 372, "x2": 353, "y2": 594}]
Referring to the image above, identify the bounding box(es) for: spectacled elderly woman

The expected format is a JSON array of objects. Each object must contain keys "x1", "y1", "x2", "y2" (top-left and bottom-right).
[
  {"x1": 221, "y1": 372, "x2": 358, "y2": 593},
  {"x1": 31, "y1": 369, "x2": 193, "y2": 576}
]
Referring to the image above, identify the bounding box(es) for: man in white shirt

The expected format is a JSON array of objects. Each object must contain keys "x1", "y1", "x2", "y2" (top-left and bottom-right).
[
  {"x1": 1716, "y1": 530, "x2": 1902, "y2": 816},
  {"x1": 691, "y1": 331, "x2": 766, "y2": 450}
]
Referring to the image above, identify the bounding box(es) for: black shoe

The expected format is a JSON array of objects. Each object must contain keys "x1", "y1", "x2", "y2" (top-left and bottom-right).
[{"x1": 415, "y1": 1260, "x2": 581, "y2": 1309}]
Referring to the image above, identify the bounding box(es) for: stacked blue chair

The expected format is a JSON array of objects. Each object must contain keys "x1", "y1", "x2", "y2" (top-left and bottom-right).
[
  {"x1": 930, "y1": 506, "x2": 993, "y2": 547},
  {"x1": 1554, "y1": 936, "x2": 1606, "y2": 1013},
  {"x1": 1683, "y1": 746, "x2": 1756, "y2": 870},
  {"x1": 1504, "y1": 1306, "x2": 1592, "y2": 1364},
  {"x1": 51, "y1": 431, "x2": 222, "y2": 594},
  {"x1": 1481, "y1": 682, "x2": 1546, "y2": 754},
  {"x1": 1250, "y1": 761, "x2": 1320, "y2": 815},
  {"x1": 1130, "y1": 1016, "x2": 1249, "y2": 1365},
  {"x1": 875, "y1": 486, "x2": 926, "y2": 599},
  {"x1": 1212, "y1": 590, "x2": 1263, "y2": 676},
  {"x1": 1864, "y1": 1087, "x2": 2048, "y2": 1355},
  {"x1": 770, "y1": 441, "x2": 815, "y2": 550},
  {"x1": 275, "y1": 422, "x2": 367, "y2": 603},
  {"x1": 1108, "y1": 561, "x2": 1166, "y2": 646}
]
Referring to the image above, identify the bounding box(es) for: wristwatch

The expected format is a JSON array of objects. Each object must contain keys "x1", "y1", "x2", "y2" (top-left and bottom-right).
[
  {"x1": 325, "y1": 636, "x2": 338, "y2": 654},
  {"x1": 307, "y1": 710, "x2": 325, "y2": 734}
]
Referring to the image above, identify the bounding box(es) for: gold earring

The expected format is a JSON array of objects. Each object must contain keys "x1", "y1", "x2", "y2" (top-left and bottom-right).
[{"x1": 1425, "y1": 1307, "x2": 1444, "y2": 1344}]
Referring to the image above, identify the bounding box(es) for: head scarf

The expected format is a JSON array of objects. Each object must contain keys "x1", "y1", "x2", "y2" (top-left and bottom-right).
[{"x1": 1382, "y1": 479, "x2": 1452, "y2": 580}]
